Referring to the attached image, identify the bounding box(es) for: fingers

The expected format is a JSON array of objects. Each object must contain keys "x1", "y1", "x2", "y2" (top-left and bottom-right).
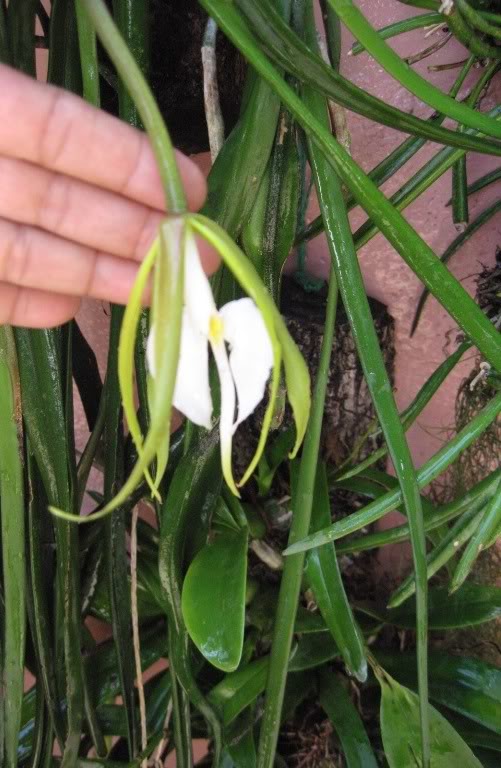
[
  {"x1": 0, "y1": 283, "x2": 80, "y2": 328},
  {"x1": 0, "y1": 155, "x2": 163, "y2": 261},
  {"x1": 0, "y1": 64, "x2": 207, "y2": 212},
  {"x1": 0, "y1": 218, "x2": 220, "y2": 306}
]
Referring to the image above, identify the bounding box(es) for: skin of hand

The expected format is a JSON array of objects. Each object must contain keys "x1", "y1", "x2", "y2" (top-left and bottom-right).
[{"x1": 0, "y1": 64, "x2": 219, "y2": 328}]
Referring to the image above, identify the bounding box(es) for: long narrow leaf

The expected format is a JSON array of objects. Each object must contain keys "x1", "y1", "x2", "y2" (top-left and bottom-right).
[
  {"x1": 201, "y1": 0, "x2": 501, "y2": 373},
  {"x1": 0, "y1": 328, "x2": 26, "y2": 767},
  {"x1": 236, "y1": 0, "x2": 501, "y2": 156},
  {"x1": 319, "y1": 673, "x2": 378, "y2": 767},
  {"x1": 303, "y1": 462, "x2": 367, "y2": 682},
  {"x1": 451, "y1": 479, "x2": 501, "y2": 592},
  {"x1": 326, "y1": 0, "x2": 501, "y2": 139},
  {"x1": 286, "y1": 392, "x2": 501, "y2": 553},
  {"x1": 300, "y1": 7, "x2": 428, "y2": 758}
]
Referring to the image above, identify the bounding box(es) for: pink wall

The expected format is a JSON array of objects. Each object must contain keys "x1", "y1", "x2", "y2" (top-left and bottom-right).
[{"x1": 306, "y1": 0, "x2": 500, "y2": 468}]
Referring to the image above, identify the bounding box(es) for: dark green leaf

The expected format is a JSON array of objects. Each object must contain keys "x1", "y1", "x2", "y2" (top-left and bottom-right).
[
  {"x1": 377, "y1": 651, "x2": 501, "y2": 735},
  {"x1": 385, "y1": 585, "x2": 501, "y2": 630},
  {"x1": 289, "y1": 632, "x2": 339, "y2": 672},
  {"x1": 376, "y1": 664, "x2": 482, "y2": 768},
  {"x1": 182, "y1": 528, "x2": 249, "y2": 672},
  {"x1": 303, "y1": 463, "x2": 367, "y2": 681},
  {"x1": 0, "y1": 330, "x2": 26, "y2": 767},
  {"x1": 319, "y1": 673, "x2": 378, "y2": 768}
]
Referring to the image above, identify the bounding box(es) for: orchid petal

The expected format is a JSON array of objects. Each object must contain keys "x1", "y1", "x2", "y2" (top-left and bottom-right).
[
  {"x1": 146, "y1": 323, "x2": 157, "y2": 378},
  {"x1": 184, "y1": 228, "x2": 217, "y2": 335},
  {"x1": 211, "y1": 338, "x2": 239, "y2": 496},
  {"x1": 220, "y1": 298, "x2": 274, "y2": 431},
  {"x1": 171, "y1": 309, "x2": 213, "y2": 429}
]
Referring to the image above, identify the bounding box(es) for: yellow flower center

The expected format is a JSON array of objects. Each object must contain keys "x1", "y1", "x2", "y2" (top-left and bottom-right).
[{"x1": 209, "y1": 314, "x2": 224, "y2": 345}]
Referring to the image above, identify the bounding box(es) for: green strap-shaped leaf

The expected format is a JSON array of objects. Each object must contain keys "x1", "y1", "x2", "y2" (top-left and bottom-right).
[
  {"x1": 235, "y1": 0, "x2": 501, "y2": 157},
  {"x1": 286, "y1": 392, "x2": 501, "y2": 553},
  {"x1": 303, "y1": 462, "x2": 367, "y2": 682},
  {"x1": 359, "y1": 584, "x2": 501, "y2": 630},
  {"x1": 15, "y1": 328, "x2": 84, "y2": 765},
  {"x1": 319, "y1": 673, "x2": 378, "y2": 768},
  {"x1": 201, "y1": 0, "x2": 501, "y2": 377},
  {"x1": 299, "y1": 4, "x2": 428, "y2": 755},
  {"x1": 350, "y1": 12, "x2": 443, "y2": 54},
  {"x1": 451, "y1": 478, "x2": 501, "y2": 593},
  {"x1": 326, "y1": 0, "x2": 501, "y2": 138},
  {"x1": 158, "y1": 430, "x2": 223, "y2": 764},
  {"x1": 0, "y1": 328, "x2": 26, "y2": 768}
]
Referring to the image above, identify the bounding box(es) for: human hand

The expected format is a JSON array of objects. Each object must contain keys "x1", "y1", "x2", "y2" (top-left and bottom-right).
[{"x1": 0, "y1": 64, "x2": 218, "y2": 328}]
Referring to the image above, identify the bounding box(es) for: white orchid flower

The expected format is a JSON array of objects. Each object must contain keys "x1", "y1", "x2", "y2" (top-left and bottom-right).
[{"x1": 147, "y1": 229, "x2": 274, "y2": 494}]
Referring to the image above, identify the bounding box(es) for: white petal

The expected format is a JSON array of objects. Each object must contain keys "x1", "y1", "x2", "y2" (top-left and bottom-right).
[
  {"x1": 220, "y1": 298, "x2": 274, "y2": 430},
  {"x1": 211, "y1": 338, "x2": 238, "y2": 495},
  {"x1": 173, "y1": 309, "x2": 213, "y2": 429},
  {"x1": 146, "y1": 323, "x2": 157, "y2": 377},
  {"x1": 184, "y1": 229, "x2": 217, "y2": 336}
]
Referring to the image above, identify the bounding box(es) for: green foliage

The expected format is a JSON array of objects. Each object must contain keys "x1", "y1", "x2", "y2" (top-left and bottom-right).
[{"x1": 1, "y1": 0, "x2": 500, "y2": 766}]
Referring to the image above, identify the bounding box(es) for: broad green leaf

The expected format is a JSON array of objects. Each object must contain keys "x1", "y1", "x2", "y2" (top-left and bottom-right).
[
  {"x1": 377, "y1": 651, "x2": 501, "y2": 736},
  {"x1": 209, "y1": 658, "x2": 269, "y2": 725},
  {"x1": 224, "y1": 719, "x2": 257, "y2": 768},
  {"x1": 319, "y1": 673, "x2": 378, "y2": 768},
  {"x1": 288, "y1": 632, "x2": 339, "y2": 672},
  {"x1": 443, "y1": 711, "x2": 501, "y2": 754},
  {"x1": 376, "y1": 665, "x2": 482, "y2": 768},
  {"x1": 471, "y1": 748, "x2": 501, "y2": 768},
  {"x1": 182, "y1": 528, "x2": 249, "y2": 672},
  {"x1": 89, "y1": 551, "x2": 164, "y2": 623},
  {"x1": 294, "y1": 608, "x2": 329, "y2": 634},
  {"x1": 255, "y1": 426, "x2": 295, "y2": 496},
  {"x1": 384, "y1": 585, "x2": 501, "y2": 630}
]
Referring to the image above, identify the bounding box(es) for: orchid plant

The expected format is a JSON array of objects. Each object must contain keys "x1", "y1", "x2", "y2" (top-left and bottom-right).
[{"x1": 1, "y1": 0, "x2": 501, "y2": 767}]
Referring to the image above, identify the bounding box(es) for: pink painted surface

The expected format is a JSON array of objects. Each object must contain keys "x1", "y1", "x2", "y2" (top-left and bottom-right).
[{"x1": 74, "y1": 4, "x2": 500, "y2": 532}]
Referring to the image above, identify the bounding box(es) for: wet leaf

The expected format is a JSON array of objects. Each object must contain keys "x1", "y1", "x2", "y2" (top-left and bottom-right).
[{"x1": 182, "y1": 528, "x2": 248, "y2": 672}]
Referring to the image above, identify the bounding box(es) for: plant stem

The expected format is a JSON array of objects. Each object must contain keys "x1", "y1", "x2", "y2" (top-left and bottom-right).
[
  {"x1": 81, "y1": 0, "x2": 186, "y2": 213},
  {"x1": 257, "y1": 268, "x2": 338, "y2": 767}
]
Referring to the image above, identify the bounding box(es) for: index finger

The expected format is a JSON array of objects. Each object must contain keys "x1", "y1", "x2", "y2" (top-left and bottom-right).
[{"x1": 0, "y1": 64, "x2": 206, "y2": 213}]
